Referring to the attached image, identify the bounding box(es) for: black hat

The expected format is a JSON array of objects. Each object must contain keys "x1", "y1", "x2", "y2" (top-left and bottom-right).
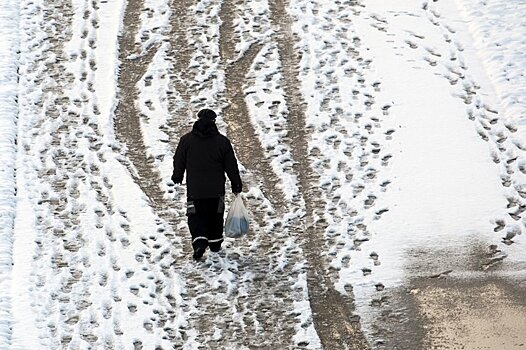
[{"x1": 197, "y1": 109, "x2": 217, "y2": 120}]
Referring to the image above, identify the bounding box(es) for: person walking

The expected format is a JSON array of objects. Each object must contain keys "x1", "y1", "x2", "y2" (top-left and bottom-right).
[{"x1": 172, "y1": 108, "x2": 242, "y2": 260}]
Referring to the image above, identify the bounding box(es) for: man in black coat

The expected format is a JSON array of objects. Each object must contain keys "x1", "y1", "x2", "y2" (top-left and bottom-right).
[{"x1": 172, "y1": 109, "x2": 242, "y2": 260}]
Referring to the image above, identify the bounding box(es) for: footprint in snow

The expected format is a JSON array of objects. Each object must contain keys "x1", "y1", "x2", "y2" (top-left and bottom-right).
[
  {"x1": 133, "y1": 340, "x2": 143, "y2": 350},
  {"x1": 477, "y1": 129, "x2": 489, "y2": 142},
  {"x1": 424, "y1": 56, "x2": 438, "y2": 66},
  {"x1": 353, "y1": 237, "x2": 369, "y2": 250},
  {"x1": 371, "y1": 296, "x2": 389, "y2": 307},
  {"x1": 493, "y1": 219, "x2": 506, "y2": 232},
  {"x1": 501, "y1": 175, "x2": 512, "y2": 187},
  {"x1": 362, "y1": 267, "x2": 372, "y2": 276},
  {"x1": 373, "y1": 285, "x2": 386, "y2": 297},
  {"x1": 385, "y1": 129, "x2": 395, "y2": 140},
  {"x1": 405, "y1": 40, "x2": 418, "y2": 49},
  {"x1": 374, "y1": 208, "x2": 389, "y2": 220},
  {"x1": 444, "y1": 24, "x2": 456, "y2": 34},
  {"x1": 370, "y1": 251, "x2": 380, "y2": 266},
  {"x1": 381, "y1": 154, "x2": 392, "y2": 166},
  {"x1": 364, "y1": 169, "x2": 377, "y2": 180}
]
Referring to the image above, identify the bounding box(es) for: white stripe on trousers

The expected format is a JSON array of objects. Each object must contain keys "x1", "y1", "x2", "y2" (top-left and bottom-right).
[{"x1": 192, "y1": 236, "x2": 208, "y2": 243}]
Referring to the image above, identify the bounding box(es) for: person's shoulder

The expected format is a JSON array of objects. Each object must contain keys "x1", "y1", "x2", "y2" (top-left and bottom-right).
[
  {"x1": 216, "y1": 133, "x2": 229, "y2": 141},
  {"x1": 176, "y1": 132, "x2": 193, "y2": 149},
  {"x1": 180, "y1": 131, "x2": 194, "y2": 141},
  {"x1": 216, "y1": 133, "x2": 233, "y2": 146}
]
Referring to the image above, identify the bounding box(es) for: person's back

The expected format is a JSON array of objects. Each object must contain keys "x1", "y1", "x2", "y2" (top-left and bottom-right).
[{"x1": 172, "y1": 109, "x2": 242, "y2": 260}]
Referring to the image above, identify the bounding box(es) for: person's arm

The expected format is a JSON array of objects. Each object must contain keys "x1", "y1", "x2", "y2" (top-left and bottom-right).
[
  {"x1": 172, "y1": 137, "x2": 187, "y2": 184},
  {"x1": 224, "y1": 141, "x2": 242, "y2": 193}
]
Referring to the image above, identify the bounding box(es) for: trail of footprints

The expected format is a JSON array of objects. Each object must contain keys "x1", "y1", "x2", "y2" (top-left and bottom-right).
[
  {"x1": 349, "y1": 2, "x2": 526, "y2": 333},
  {"x1": 20, "y1": 0, "x2": 183, "y2": 348},
  {"x1": 366, "y1": 0, "x2": 524, "y2": 272},
  {"x1": 414, "y1": 1, "x2": 524, "y2": 267},
  {"x1": 293, "y1": 0, "x2": 393, "y2": 309},
  {"x1": 30, "y1": 1, "x2": 119, "y2": 347}
]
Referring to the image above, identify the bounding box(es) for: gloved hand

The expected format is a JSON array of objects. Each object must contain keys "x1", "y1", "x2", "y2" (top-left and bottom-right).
[
  {"x1": 232, "y1": 183, "x2": 242, "y2": 194},
  {"x1": 171, "y1": 175, "x2": 183, "y2": 185}
]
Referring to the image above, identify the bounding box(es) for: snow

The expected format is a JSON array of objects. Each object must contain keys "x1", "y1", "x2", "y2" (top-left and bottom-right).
[
  {"x1": 454, "y1": 0, "x2": 526, "y2": 135},
  {"x1": 286, "y1": 0, "x2": 526, "y2": 343},
  {"x1": 244, "y1": 43, "x2": 300, "y2": 201},
  {"x1": 337, "y1": 0, "x2": 526, "y2": 341},
  {"x1": 0, "y1": 0, "x2": 19, "y2": 347},
  {"x1": 1, "y1": 0, "x2": 525, "y2": 347},
  {"x1": 137, "y1": 0, "x2": 171, "y2": 52},
  {"x1": 137, "y1": 43, "x2": 174, "y2": 174},
  {"x1": 232, "y1": 0, "x2": 273, "y2": 58}
]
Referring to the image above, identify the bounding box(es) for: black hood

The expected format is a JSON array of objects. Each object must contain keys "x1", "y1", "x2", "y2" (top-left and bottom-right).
[{"x1": 192, "y1": 118, "x2": 219, "y2": 138}]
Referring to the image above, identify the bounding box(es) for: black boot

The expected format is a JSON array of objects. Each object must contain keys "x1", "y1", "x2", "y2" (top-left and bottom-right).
[{"x1": 193, "y1": 246, "x2": 206, "y2": 261}]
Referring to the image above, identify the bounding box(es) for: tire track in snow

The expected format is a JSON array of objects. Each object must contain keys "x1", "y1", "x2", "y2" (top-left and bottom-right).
[
  {"x1": 114, "y1": 1, "x2": 207, "y2": 347},
  {"x1": 166, "y1": 0, "x2": 197, "y2": 138},
  {"x1": 115, "y1": 0, "x2": 166, "y2": 209},
  {"x1": 216, "y1": 19, "x2": 313, "y2": 341},
  {"x1": 219, "y1": 1, "x2": 286, "y2": 210},
  {"x1": 268, "y1": 0, "x2": 371, "y2": 348}
]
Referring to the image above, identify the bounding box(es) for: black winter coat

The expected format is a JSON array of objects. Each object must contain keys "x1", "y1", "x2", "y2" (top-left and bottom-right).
[{"x1": 172, "y1": 118, "x2": 242, "y2": 199}]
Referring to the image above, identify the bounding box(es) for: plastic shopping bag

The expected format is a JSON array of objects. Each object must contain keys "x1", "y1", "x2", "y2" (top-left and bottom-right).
[{"x1": 224, "y1": 195, "x2": 250, "y2": 238}]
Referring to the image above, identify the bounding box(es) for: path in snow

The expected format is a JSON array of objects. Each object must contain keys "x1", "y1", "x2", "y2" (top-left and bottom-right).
[{"x1": 116, "y1": 0, "x2": 319, "y2": 347}]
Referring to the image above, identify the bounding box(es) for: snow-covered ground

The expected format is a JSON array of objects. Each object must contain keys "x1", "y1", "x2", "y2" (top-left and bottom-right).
[
  {"x1": 0, "y1": 0, "x2": 19, "y2": 347},
  {"x1": 1, "y1": 0, "x2": 525, "y2": 348},
  {"x1": 338, "y1": 0, "x2": 526, "y2": 339}
]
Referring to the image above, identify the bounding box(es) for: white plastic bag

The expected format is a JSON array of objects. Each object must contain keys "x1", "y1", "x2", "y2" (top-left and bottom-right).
[{"x1": 224, "y1": 195, "x2": 250, "y2": 238}]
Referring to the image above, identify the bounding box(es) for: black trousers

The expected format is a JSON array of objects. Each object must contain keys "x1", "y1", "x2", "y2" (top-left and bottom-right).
[{"x1": 187, "y1": 197, "x2": 225, "y2": 252}]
